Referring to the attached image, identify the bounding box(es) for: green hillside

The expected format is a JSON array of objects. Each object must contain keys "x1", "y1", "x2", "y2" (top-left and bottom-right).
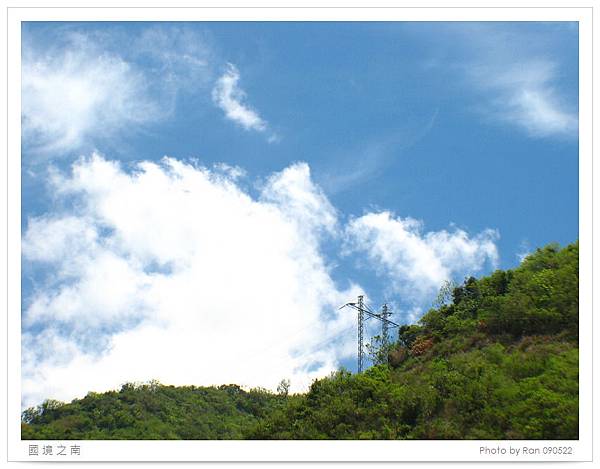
[
  {"x1": 22, "y1": 241, "x2": 579, "y2": 440},
  {"x1": 21, "y1": 383, "x2": 283, "y2": 440}
]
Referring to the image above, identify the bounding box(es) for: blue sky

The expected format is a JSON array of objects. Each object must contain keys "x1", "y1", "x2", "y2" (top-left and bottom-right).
[{"x1": 21, "y1": 21, "x2": 578, "y2": 406}]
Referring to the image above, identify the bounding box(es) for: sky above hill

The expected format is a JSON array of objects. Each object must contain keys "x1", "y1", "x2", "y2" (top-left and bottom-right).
[{"x1": 20, "y1": 21, "x2": 578, "y2": 408}]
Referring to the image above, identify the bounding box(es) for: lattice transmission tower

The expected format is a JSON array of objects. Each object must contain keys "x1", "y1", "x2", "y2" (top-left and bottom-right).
[{"x1": 340, "y1": 296, "x2": 399, "y2": 373}]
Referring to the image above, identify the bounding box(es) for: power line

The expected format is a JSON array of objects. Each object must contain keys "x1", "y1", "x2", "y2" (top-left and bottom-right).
[{"x1": 340, "y1": 296, "x2": 400, "y2": 372}]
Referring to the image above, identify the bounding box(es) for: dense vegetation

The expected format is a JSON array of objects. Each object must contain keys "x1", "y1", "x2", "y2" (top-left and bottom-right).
[
  {"x1": 21, "y1": 382, "x2": 283, "y2": 439},
  {"x1": 22, "y1": 241, "x2": 578, "y2": 440}
]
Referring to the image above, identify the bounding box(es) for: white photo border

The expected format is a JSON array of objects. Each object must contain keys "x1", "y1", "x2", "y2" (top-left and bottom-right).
[{"x1": 4, "y1": 2, "x2": 595, "y2": 463}]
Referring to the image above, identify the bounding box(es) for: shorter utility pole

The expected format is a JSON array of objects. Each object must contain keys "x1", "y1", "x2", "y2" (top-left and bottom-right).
[{"x1": 381, "y1": 303, "x2": 391, "y2": 349}]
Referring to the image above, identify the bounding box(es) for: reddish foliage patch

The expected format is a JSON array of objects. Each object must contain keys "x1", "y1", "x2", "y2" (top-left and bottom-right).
[{"x1": 410, "y1": 337, "x2": 434, "y2": 356}]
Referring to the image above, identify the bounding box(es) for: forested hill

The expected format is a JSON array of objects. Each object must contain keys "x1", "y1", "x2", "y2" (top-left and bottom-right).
[{"x1": 22, "y1": 241, "x2": 579, "y2": 440}]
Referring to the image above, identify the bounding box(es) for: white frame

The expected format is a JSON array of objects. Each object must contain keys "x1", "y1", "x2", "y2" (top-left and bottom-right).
[{"x1": 3, "y1": 2, "x2": 595, "y2": 463}]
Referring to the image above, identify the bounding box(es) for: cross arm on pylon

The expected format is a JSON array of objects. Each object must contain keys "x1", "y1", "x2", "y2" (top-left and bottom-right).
[{"x1": 340, "y1": 302, "x2": 399, "y2": 327}]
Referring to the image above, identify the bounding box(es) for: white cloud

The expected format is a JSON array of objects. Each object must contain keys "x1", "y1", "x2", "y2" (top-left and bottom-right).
[
  {"x1": 212, "y1": 63, "x2": 273, "y2": 136},
  {"x1": 516, "y1": 239, "x2": 532, "y2": 263},
  {"x1": 22, "y1": 215, "x2": 98, "y2": 264},
  {"x1": 344, "y1": 211, "x2": 499, "y2": 301},
  {"x1": 261, "y1": 162, "x2": 337, "y2": 241},
  {"x1": 22, "y1": 158, "x2": 502, "y2": 408},
  {"x1": 472, "y1": 60, "x2": 578, "y2": 138},
  {"x1": 415, "y1": 23, "x2": 578, "y2": 138},
  {"x1": 21, "y1": 27, "x2": 213, "y2": 156},
  {"x1": 22, "y1": 44, "x2": 160, "y2": 155},
  {"x1": 21, "y1": 154, "x2": 359, "y2": 408},
  {"x1": 22, "y1": 27, "x2": 279, "y2": 158}
]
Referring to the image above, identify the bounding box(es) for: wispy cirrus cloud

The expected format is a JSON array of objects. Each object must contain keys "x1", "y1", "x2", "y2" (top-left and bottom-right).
[
  {"x1": 318, "y1": 109, "x2": 440, "y2": 194},
  {"x1": 468, "y1": 58, "x2": 578, "y2": 138},
  {"x1": 468, "y1": 25, "x2": 578, "y2": 139},
  {"x1": 212, "y1": 63, "x2": 278, "y2": 141},
  {"x1": 415, "y1": 22, "x2": 578, "y2": 138}
]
